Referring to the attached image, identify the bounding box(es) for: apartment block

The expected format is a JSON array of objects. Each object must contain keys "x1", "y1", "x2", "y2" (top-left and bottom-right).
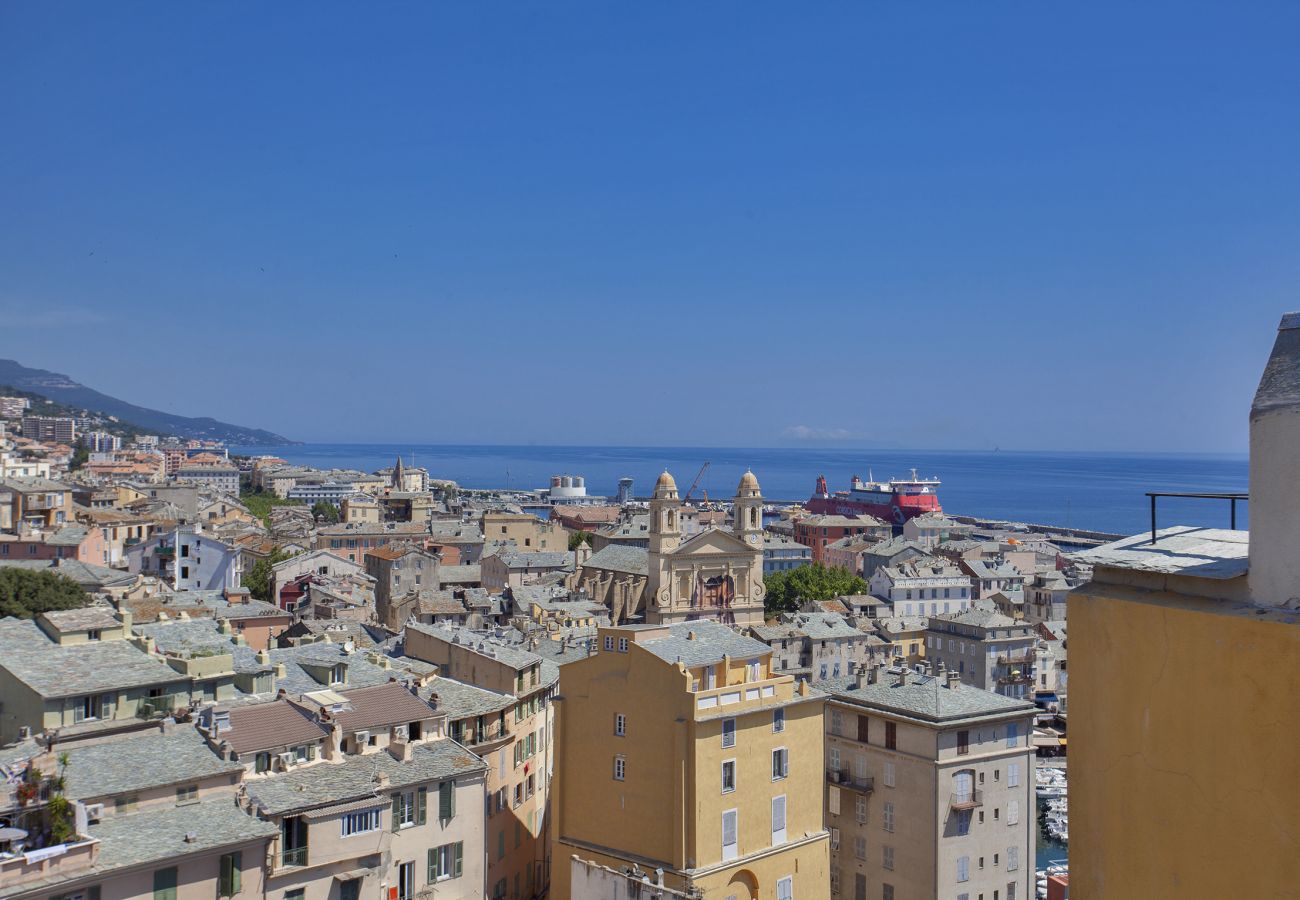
[
  {"x1": 823, "y1": 665, "x2": 1036, "y2": 900},
  {"x1": 20, "y1": 415, "x2": 76, "y2": 443},
  {"x1": 552, "y1": 621, "x2": 830, "y2": 900}
]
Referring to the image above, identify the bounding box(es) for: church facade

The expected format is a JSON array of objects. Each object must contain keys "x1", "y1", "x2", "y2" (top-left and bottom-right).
[{"x1": 643, "y1": 469, "x2": 766, "y2": 627}]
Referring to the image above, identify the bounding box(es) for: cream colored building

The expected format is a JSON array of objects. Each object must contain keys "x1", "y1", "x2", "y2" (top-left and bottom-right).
[
  {"x1": 823, "y1": 664, "x2": 1036, "y2": 900},
  {"x1": 552, "y1": 621, "x2": 830, "y2": 900},
  {"x1": 404, "y1": 624, "x2": 557, "y2": 900},
  {"x1": 482, "y1": 511, "x2": 569, "y2": 552},
  {"x1": 645, "y1": 470, "x2": 766, "y2": 627}
]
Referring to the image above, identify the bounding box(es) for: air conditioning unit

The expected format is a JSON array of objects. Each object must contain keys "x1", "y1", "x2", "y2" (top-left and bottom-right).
[
  {"x1": 84, "y1": 803, "x2": 105, "y2": 823},
  {"x1": 393, "y1": 724, "x2": 408, "y2": 741},
  {"x1": 354, "y1": 730, "x2": 370, "y2": 748},
  {"x1": 276, "y1": 752, "x2": 294, "y2": 769}
]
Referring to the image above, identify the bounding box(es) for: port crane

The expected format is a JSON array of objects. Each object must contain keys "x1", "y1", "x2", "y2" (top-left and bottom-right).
[{"x1": 684, "y1": 461, "x2": 710, "y2": 502}]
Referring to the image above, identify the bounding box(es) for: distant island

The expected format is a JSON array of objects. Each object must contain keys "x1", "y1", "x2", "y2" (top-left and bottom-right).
[{"x1": 0, "y1": 358, "x2": 295, "y2": 445}]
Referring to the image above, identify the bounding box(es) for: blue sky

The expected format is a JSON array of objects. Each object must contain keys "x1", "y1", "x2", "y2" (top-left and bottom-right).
[{"x1": 2, "y1": 2, "x2": 1297, "y2": 451}]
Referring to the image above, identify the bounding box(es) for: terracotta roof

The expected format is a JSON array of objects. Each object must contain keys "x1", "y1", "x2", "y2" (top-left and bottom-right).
[
  {"x1": 221, "y1": 700, "x2": 330, "y2": 755},
  {"x1": 333, "y1": 681, "x2": 438, "y2": 733}
]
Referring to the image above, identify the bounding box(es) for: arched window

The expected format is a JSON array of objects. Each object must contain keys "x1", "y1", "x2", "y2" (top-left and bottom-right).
[
  {"x1": 953, "y1": 769, "x2": 974, "y2": 804},
  {"x1": 749, "y1": 507, "x2": 758, "y2": 528}
]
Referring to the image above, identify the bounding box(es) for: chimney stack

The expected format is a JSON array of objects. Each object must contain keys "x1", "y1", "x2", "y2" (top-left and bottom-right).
[{"x1": 1249, "y1": 312, "x2": 1300, "y2": 609}]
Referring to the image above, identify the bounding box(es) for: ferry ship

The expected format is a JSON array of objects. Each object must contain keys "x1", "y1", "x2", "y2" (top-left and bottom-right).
[{"x1": 805, "y1": 468, "x2": 942, "y2": 524}]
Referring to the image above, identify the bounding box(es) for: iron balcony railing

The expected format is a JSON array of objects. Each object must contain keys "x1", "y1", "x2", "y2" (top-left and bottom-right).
[
  {"x1": 1147, "y1": 491, "x2": 1248, "y2": 544},
  {"x1": 826, "y1": 768, "x2": 875, "y2": 793},
  {"x1": 950, "y1": 789, "x2": 984, "y2": 810},
  {"x1": 281, "y1": 846, "x2": 308, "y2": 867}
]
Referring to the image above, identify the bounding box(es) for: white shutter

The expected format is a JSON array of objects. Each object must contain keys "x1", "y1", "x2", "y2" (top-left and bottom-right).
[
  {"x1": 828, "y1": 785, "x2": 841, "y2": 816},
  {"x1": 957, "y1": 856, "x2": 969, "y2": 882},
  {"x1": 776, "y1": 876, "x2": 793, "y2": 900},
  {"x1": 883, "y1": 761, "x2": 895, "y2": 787},
  {"x1": 1008, "y1": 799, "x2": 1020, "y2": 824},
  {"x1": 722, "y1": 810, "x2": 738, "y2": 861},
  {"x1": 1008, "y1": 762, "x2": 1020, "y2": 787},
  {"x1": 772, "y1": 795, "x2": 787, "y2": 844}
]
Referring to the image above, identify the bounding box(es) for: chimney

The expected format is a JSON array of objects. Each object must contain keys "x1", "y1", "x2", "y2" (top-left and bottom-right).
[
  {"x1": 1249, "y1": 312, "x2": 1300, "y2": 609},
  {"x1": 851, "y1": 663, "x2": 866, "y2": 690},
  {"x1": 946, "y1": 670, "x2": 961, "y2": 690},
  {"x1": 895, "y1": 668, "x2": 908, "y2": 687}
]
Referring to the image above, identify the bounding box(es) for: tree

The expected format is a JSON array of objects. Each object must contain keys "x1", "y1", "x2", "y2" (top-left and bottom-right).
[
  {"x1": 0, "y1": 568, "x2": 90, "y2": 619},
  {"x1": 762, "y1": 562, "x2": 868, "y2": 617},
  {"x1": 311, "y1": 501, "x2": 340, "y2": 524},
  {"x1": 241, "y1": 547, "x2": 298, "y2": 605},
  {"x1": 567, "y1": 530, "x2": 591, "y2": 551},
  {"x1": 69, "y1": 440, "x2": 89, "y2": 472}
]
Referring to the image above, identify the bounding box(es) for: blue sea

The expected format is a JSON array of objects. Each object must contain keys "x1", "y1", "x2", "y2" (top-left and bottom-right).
[{"x1": 231, "y1": 444, "x2": 1248, "y2": 537}]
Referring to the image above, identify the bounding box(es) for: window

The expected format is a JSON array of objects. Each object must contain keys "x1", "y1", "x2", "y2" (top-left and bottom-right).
[
  {"x1": 175, "y1": 785, "x2": 198, "y2": 805},
  {"x1": 830, "y1": 709, "x2": 843, "y2": 736},
  {"x1": 1006, "y1": 722, "x2": 1018, "y2": 747},
  {"x1": 830, "y1": 866, "x2": 841, "y2": 895},
  {"x1": 1007, "y1": 846, "x2": 1019, "y2": 871},
  {"x1": 776, "y1": 876, "x2": 793, "y2": 900},
  {"x1": 1007, "y1": 762, "x2": 1020, "y2": 787},
  {"x1": 341, "y1": 808, "x2": 382, "y2": 836},
  {"x1": 614, "y1": 755, "x2": 626, "y2": 780},
  {"x1": 882, "y1": 845, "x2": 894, "y2": 870},
  {"x1": 722, "y1": 718, "x2": 736, "y2": 748},
  {"x1": 830, "y1": 747, "x2": 840, "y2": 771},
  {"x1": 856, "y1": 714, "x2": 869, "y2": 743},
  {"x1": 773, "y1": 708, "x2": 785, "y2": 732},
  {"x1": 819, "y1": 663, "x2": 828, "y2": 679},
  {"x1": 115, "y1": 796, "x2": 138, "y2": 814},
  {"x1": 957, "y1": 856, "x2": 970, "y2": 882},
  {"x1": 722, "y1": 760, "x2": 736, "y2": 793},
  {"x1": 281, "y1": 817, "x2": 308, "y2": 867},
  {"x1": 882, "y1": 801, "x2": 895, "y2": 832},
  {"x1": 883, "y1": 761, "x2": 895, "y2": 788},
  {"x1": 255, "y1": 752, "x2": 271, "y2": 773},
  {"x1": 885, "y1": 721, "x2": 896, "y2": 750},
  {"x1": 218, "y1": 852, "x2": 241, "y2": 897},
  {"x1": 853, "y1": 834, "x2": 867, "y2": 860},
  {"x1": 615, "y1": 713, "x2": 626, "y2": 736},
  {"x1": 830, "y1": 826, "x2": 841, "y2": 849},
  {"x1": 772, "y1": 747, "x2": 789, "y2": 780},
  {"x1": 747, "y1": 660, "x2": 761, "y2": 681},
  {"x1": 882, "y1": 886, "x2": 894, "y2": 900},
  {"x1": 722, "y1": 809, "x2": 738, "y2": 861},
  {"x1": 956, "y1": 809, "x2": 972, "y2": 835},
  {"x1": 772, "y1": 794, "x2": 787, "y2": 844},
  {"x1": 428, "y1": 842, "x2": 464, "y2": 881},
  {"x1": 153, "y1": 867, "x2": 178, "y2": 900},
  {"x1": 604, "y1": 636, "x2": 614, "y2": 651},
  {"x1": 957, "y1": 730, "x2": 970, "y2": 755},
  {"x1": 397, "y1": 860, "x2": 415, "y2": 900},
  {"x1": 392, "y1": 787, "x2": 426, "y2": 828},
  {"x1": 618, "y1": 637, "x2": 629, "y2": 653},
  {"x1": 855, "y1": 795, "x2": 867, "y2": 824}
]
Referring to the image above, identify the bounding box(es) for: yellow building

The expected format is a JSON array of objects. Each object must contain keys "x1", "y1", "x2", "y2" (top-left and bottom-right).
[
  {"x1": 1067, "y1": 313, "x2": 1300, "y2": 898},
  {"x1": 552, "y1": 621, "x2": 830, "y2": 900}
]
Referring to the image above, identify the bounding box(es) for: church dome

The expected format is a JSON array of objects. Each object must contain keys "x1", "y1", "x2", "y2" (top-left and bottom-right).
[
  {"x1": 737, "y1": 469, "x2": 761, "y2": 495},
  {"x1": 655, "y1": 470, "x2": 678, "y2": 492}
]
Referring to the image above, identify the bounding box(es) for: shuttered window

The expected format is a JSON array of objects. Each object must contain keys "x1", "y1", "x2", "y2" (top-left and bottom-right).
[{"x1": 722, "y1": 809, "x2": 738, "y2": 861}]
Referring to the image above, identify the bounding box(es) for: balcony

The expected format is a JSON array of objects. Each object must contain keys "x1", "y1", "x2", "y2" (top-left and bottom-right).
[
  {"x1": 996, "y1": 652, "x2": 1035, "y2": 666},
  {"x1": 281, "y1": 847, "x2": 308, "y2": 868},
  {"x1": 949, "y1": 789, "x2": 984, "y2": 810},
  {"x1": 826, "y1": 768, "x2": 874, "y2": 794}
]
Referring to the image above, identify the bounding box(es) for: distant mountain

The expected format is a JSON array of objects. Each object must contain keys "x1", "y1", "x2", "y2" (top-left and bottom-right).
[{"x1": 0, "y1": 359, "x2": 295, "y2": 445}]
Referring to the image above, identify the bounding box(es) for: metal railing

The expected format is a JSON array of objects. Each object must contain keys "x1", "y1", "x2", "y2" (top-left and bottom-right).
[
  {"x1": 950, "y1": 789, "x2": 984, "y2": 810},
  {"x1": 1147, "y1": 492, "x2": 1248, "y2": 544},
  {"x1": 826, "y1": 768, "x2": 875, "y2": 793},
  {"x1": 281, "y1": 846, "x2": 308, "y2": 867}
]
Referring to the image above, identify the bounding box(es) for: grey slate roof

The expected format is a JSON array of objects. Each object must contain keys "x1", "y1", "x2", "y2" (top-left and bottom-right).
[
  {"x1": 581, "y1": 544, "x2": 649, "y2": 576},
  {"x1": 422, "y1": 676, "x2": 514, "y2": 719},
  {"x1": 90, "y1": 796, "x2": 276, "y2": 871},
  {"x1": 0, "y1": 558, "x2": 136, "y2": 589},
  {"x1": 438, "y1": 564, "x2": 482, "y2": 584},
  {"x1": 931, "y1": 606, "x2": 1019, "y2": 629},
  {"x1": 0, "y1": 618, "x2": 187, "y2": 698},
  {"x1": 62, "y1": 726, "x2": 243, "y2": 800},
  {"x1": 820, "y1": 672, "x2": 1036, "y2": 723},
  {"x1": 133, "y1": 618, "x2": 238, "y2": 655},
  {"x1": 405, "y1": 623, "x2": 545, "y2": 671},
  {"x1": 246, "y1": 738, "x2": 486, "y2": 815},
  {"x1": 637, "y1": 621, "x2": 772, "y2": 668},
  {"x1": 39, "y1": 607, "x2": 122, "y2": 632}
]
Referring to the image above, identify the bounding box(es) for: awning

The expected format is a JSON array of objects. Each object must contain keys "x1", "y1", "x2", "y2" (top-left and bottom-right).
[
  {"x1": 302, "y1": 798, "x2": 386, "y2": 821},
  {"x1": 1058, "y1": 737, "x2": 1067, "y2": 746},
  {"x1": 1035, "y1": 692, "x2": 1059, "y2": 702}
]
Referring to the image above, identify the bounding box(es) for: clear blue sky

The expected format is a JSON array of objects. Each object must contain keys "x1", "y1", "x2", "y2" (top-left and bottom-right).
[{"x1": 3, "y1": 2, "x2": 1297, "y2": 451}]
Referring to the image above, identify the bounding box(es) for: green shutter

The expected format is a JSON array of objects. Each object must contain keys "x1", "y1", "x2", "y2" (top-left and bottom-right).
[
  {"x1": 153, "y1": 866, "x2": 178, "y2": 900},
  {"x1": 453, "y1": 842, "x2": 463, "y2": 878},
  {"x1": 416, "y1": 786, "x2": 427, "y2": 825},
  {"x1": 391, "y1": 792, "x2": 401, "y2": 832},
  {"x1": 427, "y1": 847, "x2": 436, "y2": 883},
  {"x1": 439, "y1": 780, "x2": 454, "y2": 821},
  {"x1": 219, "y1": 851, "x2": 241, "y2": 897}
]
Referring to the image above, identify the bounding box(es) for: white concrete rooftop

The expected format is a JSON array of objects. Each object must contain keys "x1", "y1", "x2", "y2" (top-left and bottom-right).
[{"x1": 1072, "y1": 526, "x2": 1249, "y2": 580}]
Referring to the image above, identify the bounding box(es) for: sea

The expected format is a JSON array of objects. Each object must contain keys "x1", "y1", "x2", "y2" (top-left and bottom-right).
[{"x1": 230, "y1": 444, "x2": 1248, "y2": 536}]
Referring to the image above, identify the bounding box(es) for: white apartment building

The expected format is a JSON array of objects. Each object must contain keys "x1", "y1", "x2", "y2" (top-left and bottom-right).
[{"x1": 870, "y1": 559, "x2": 974, "y2": 617}]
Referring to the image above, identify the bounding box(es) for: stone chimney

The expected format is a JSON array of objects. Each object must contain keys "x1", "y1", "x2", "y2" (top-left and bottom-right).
[
  {"x1": 1249, "y1": 312, "x2": 1300, "y2": 609},
  {"x1": 946, "y1": 670, "x2": 961, "y2": 690},
  {"x1": 895, "y1": 667, "x2": 908, "y2": 687}
]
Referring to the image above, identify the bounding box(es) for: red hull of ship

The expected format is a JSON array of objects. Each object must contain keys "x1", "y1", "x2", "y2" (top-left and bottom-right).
[{"x1": 805, "y1": 492, "x2": 941, "y2": 524}]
